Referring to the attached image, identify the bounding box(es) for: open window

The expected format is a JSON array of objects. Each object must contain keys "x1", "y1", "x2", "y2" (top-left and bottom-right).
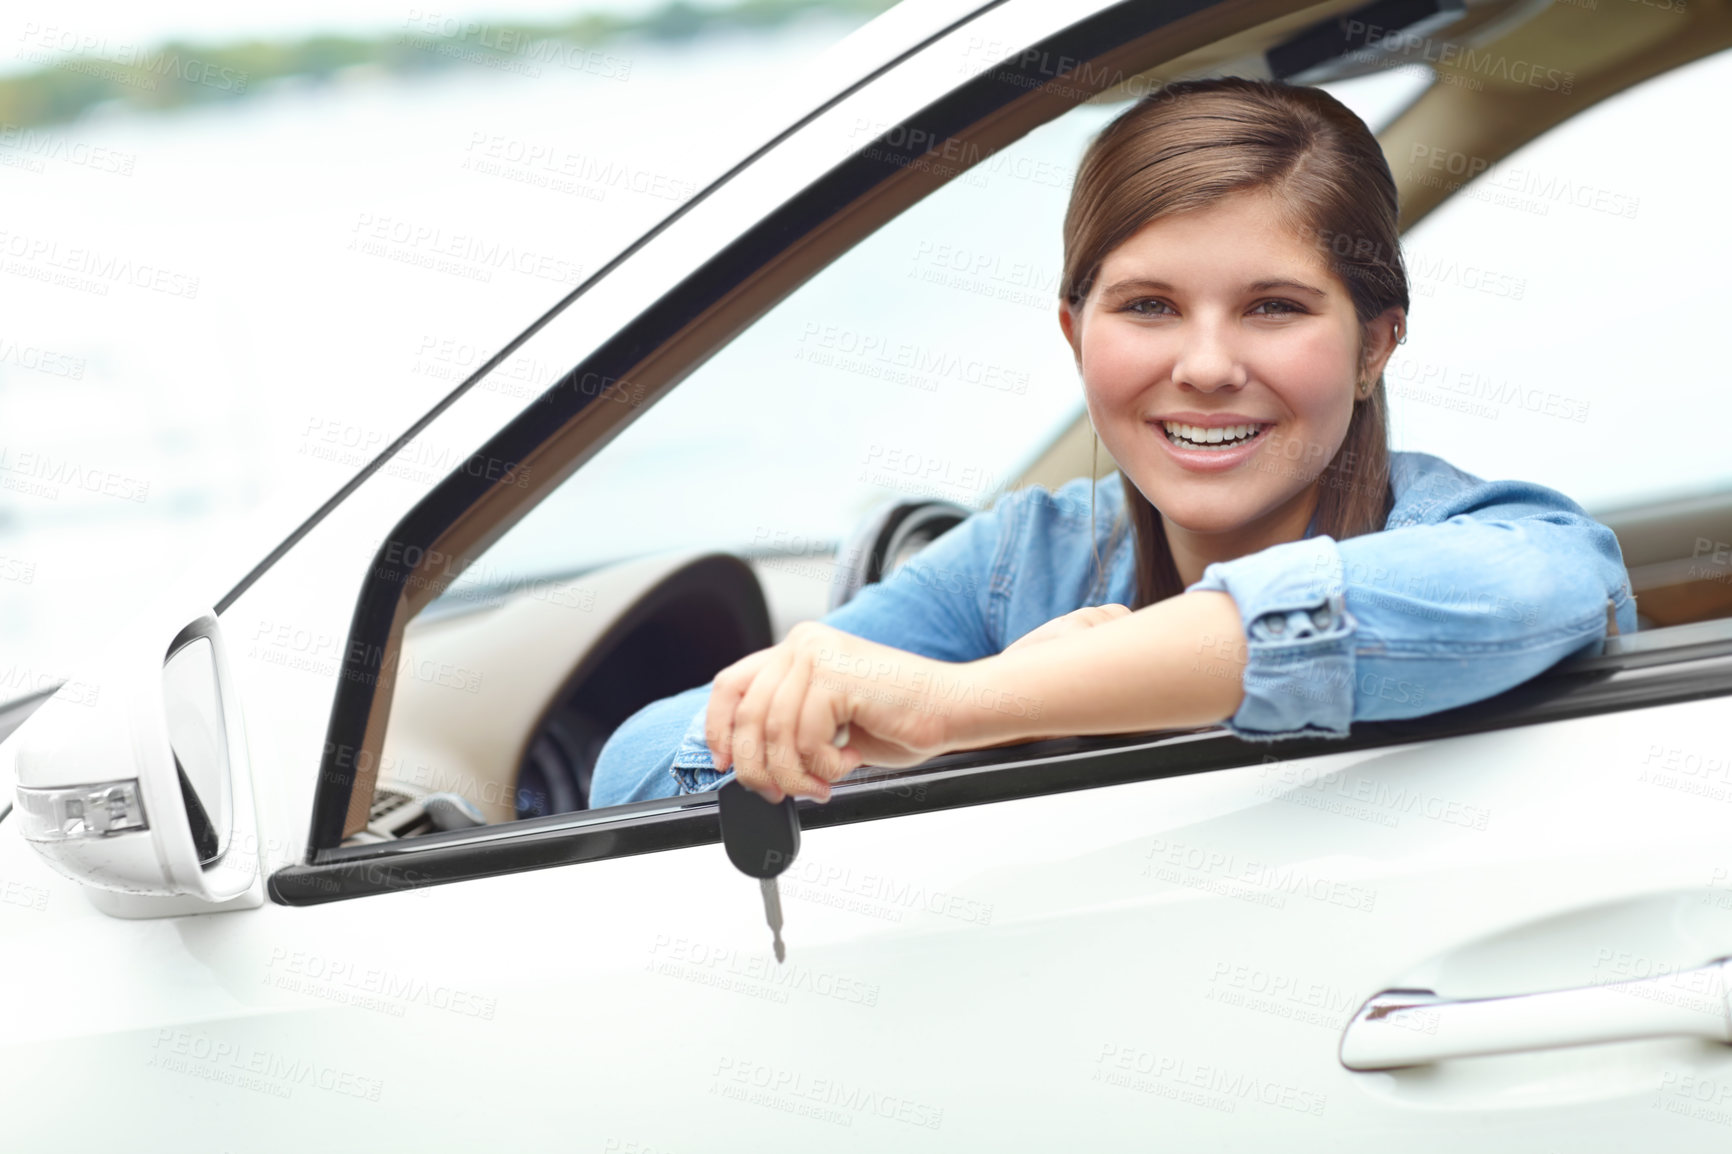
[
  {"x1": 357, "y1": 64, "x2": 1450, "y2": 841},
  {"x1": 293, "y1": 0, "x2": 1328, "y2": 869},
  {"x1": 363, "y1": 96, "x2": 1117, "y2": 833}
]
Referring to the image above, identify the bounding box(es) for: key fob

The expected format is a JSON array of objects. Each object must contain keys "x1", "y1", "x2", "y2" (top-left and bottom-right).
[{"x1": 718, "y1": 779, "x2": 800, "y2": 879}]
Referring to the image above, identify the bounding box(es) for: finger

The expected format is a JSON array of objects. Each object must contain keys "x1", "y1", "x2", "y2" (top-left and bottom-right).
[
  {"x1": 832, "y1": 745, "x2": 866, "y2": 783},
  {"x1": 764, "y1": 647, "x2": 830, "y2": 800},
  {"x1": 732, "y1": 647, "x2": 794, "y2": 800},
  {"x1": 705, "y1": 648, "x2": 774, "y2": 773},
  {"x1": 795, "y1": 679, "x2": 850, "y2": 786},
  {"x1": 807, "y1": 726, "x2": 861, "y2": 802}
]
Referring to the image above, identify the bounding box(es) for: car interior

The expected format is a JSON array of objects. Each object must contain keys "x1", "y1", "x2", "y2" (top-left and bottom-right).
[{"x1": 348, "y1": 0, "x2": 1732, "y2": 845}]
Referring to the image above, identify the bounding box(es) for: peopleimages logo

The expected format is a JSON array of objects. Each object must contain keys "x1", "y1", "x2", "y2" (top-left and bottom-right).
[
  {"x1": 346, "y1": 213, "x2": 583, "y2": 287},
  {"x1": 0, "y1": 447, "x2": 149, "y2": 503},
  {"x1": 1338, "y1": 22, "x2": 1575, "y2": 93},
  {"x1": 15, "y1": 23, "x2": 250, "y2": 92},
  {"x1": 149, "y1": 1028, "x2": 382, "y2": 1102},
  {"x1": 400, "y1": 11, "x2": 633, "y2": 80},
  {"x1": 462, "y1": 133, "x2": 694, "y2": 202},
  {"x1": 1256, "y1": 759, "x2": 1490, "y2": 831},
  {"x1": 710, "y1": 1057, "x2": 943, "y2": 1130},
  {"x1": 0, "y1": 123, "x2": 137, "y2": 176},
  {"x1": 0, "y1": 337, "x2": 85, "y2": 379},
  {"x1": 0, "y1": 228, "x2": 199, "y2": 299}
]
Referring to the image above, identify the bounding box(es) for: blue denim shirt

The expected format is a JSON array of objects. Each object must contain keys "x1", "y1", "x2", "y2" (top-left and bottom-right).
[{"x1": 668, "y1": 450, "x2": 1636, "y2": 792}]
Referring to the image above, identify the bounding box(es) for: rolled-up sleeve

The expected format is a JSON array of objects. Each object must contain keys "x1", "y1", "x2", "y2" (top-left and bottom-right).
[
  {"x1": 1187, "y1": 481, "x2": 1635, "y2": 743},
  {"x1": 1187, "y1": 536, "x2": 1358, "y2": 741}
]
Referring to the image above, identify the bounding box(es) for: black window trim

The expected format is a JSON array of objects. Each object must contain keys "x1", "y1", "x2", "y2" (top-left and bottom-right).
[{"x1": 269, "y1": 626, "x2": 1732, "y2": 904}]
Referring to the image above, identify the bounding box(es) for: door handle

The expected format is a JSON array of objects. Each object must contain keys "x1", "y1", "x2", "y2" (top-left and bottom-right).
[{"x1": 1339, "y1": 957, "x2": 1732, "y2": 1071}]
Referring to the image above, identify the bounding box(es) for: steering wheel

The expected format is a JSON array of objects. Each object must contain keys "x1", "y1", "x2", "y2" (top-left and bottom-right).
[{"x1": 828, "y1": 498, "x2": 976, "y2": 612}]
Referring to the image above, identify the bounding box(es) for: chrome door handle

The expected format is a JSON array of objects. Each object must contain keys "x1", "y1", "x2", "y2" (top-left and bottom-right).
[{"x1": 1339, "y1": 957, "x2": 1732, "y2": 1071}]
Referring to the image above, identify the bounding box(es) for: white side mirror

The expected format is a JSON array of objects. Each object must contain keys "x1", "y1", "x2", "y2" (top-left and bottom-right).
[{"x1": 6, "y1": 609, "x2": 263, "y2": 917}]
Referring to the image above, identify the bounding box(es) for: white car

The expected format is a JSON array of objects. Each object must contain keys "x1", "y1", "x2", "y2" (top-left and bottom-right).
[{"x1": 6, "y1": 0, "x2": 1732, "y2": 1147}]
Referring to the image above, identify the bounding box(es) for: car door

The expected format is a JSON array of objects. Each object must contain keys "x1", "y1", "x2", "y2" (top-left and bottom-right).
[
  {"x1": 8, "y1": 2, "x2": 1732, "y2": 1152},
  {"x1": 0, "y1": 0, "x2": 1169, "y2": 1145}
]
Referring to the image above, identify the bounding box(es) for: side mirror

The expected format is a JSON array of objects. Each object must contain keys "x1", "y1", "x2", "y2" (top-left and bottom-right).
[{"x1": 6, "y1": 609, "x2": 263, "y2": 917}]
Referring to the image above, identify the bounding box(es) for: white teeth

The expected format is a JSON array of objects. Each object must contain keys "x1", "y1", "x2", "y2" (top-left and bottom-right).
[{"x1": 1160, "y1": 421, "x2": 1266, "y2": 449}]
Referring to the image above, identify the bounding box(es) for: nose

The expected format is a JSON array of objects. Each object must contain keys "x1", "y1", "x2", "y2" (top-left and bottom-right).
[{"x1": 1171, "y1": 313, "x2": 1248, "y2": 393}]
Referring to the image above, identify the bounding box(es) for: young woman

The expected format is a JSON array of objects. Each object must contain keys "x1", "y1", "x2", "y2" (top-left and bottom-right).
[{"x1": 587, "y1": 76, "x2": 1635, "y2": 808}]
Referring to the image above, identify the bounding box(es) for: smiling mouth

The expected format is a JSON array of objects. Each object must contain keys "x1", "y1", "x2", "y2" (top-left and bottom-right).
[{"x1": 1159, "y1": 421, "x2": 1272, "y2": 450}]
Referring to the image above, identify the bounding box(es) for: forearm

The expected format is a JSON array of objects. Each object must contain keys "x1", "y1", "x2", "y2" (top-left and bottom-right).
[{"x1": 942, "y1": 590, "x2": 1247, "y2": 749}]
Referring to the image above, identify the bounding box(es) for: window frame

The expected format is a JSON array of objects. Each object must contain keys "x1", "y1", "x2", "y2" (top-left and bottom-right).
[{"x1": 296, "y1": 0, "x2": 1283, "y2": 862}]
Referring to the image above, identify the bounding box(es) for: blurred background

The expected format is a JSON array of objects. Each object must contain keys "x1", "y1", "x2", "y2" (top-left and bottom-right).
[
  {"x1": 3, "y1": 0, "x2": 1729, "y2": 704},
  {"x1": 0, "y1": 0, "x2": 902, "y2": 694}
]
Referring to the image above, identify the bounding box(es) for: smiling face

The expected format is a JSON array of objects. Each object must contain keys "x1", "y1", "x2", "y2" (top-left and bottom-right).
[{"x1": 1059, "y1": 187, "x2": 1401, "y2": 579}]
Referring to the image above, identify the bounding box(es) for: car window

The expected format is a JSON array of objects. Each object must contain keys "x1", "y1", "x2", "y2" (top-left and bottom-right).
[
  {"x1": 1386, "y1": 45, "x2": 1732, "y2": 515},
  {"x1": 359, "y1": 96, "x2": 1123, "y2": 835},
  {"x1": 357, "y1": 68, "x2": 1443, "y2": 837}
]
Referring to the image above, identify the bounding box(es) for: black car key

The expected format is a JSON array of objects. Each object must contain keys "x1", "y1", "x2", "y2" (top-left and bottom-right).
[
  {"x1": 717, "y1": 724, "x2": 849, "y2": 963},
  {"x1": 719, "y1": 778, "x2": 800, "y2": 963}
]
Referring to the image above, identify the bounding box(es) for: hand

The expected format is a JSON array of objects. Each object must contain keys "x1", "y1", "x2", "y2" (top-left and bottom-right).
[
  {"x1": 1001, "y1": 604, "x2": 1133, "y2": 655},
  {"x1": 704, "y1": 621, "x2": 956, "y2": 804}
]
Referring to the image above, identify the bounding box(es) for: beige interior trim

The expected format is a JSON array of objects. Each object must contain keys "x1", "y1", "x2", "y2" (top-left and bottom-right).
[
  {"x1": 1095, "y1": 0, "x2": 1554, "y2": 103},
  {"x1": 1010, "y1": 408, "x2": 1121, "y2": 497},
  {"x1": 1600, "y1": 490, "x2": 1732, "y2": 628},
  {"x1": 376, "y1": 550, "x2": 752, "y2": 826},
  {"x1": 1389, "y1": 0, "x2": 1732, "y2": 230}
]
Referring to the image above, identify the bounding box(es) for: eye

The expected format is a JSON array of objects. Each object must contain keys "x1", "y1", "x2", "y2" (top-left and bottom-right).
[
  {"x1": 1121, "y1": 298, "x2": 1176, "y2": 317},
  {"x1": 1250, "y1": 298, "x2": 1306, "y2": 316}
]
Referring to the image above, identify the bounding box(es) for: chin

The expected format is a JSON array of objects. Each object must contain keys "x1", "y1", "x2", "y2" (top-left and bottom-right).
[
  {"x1": 1133, "y1": 475, "x2": 1268, "y2": 533},
  {"x1": 1158, "y1": 506, "x2": 1261, "y2": 535}
]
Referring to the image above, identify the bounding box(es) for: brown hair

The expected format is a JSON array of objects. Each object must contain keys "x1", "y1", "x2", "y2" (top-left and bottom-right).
[{"x1": 1062, "y1": 77, "x2": 1408, "y2": 609}]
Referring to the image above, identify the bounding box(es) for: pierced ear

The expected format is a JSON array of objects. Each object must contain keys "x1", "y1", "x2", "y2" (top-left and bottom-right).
[{"x1": 1365, "y1": 306, "x2": 1405, "y2": 379}]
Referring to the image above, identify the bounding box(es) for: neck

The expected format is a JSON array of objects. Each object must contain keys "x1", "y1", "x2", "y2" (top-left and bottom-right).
[{"x1": 1164, "y1": 483, "x2": 1321, "y2": 589}]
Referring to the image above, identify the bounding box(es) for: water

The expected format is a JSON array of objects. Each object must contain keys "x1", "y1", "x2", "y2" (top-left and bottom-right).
[{"x1": 0, "y1": 15, "x2": 865, "y2": 686}]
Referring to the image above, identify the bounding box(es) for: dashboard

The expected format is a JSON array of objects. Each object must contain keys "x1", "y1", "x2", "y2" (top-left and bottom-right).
[{"x1": 357, "y1": 551, "x2": 771, "y2": 842}]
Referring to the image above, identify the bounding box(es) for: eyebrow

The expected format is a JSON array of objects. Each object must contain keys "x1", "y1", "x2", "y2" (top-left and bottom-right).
[{"x1": 1100, "y1": 277, "x2": 1328, "y2": 299}]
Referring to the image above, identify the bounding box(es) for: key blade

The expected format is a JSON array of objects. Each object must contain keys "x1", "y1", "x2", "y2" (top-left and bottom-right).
[
  {"x1": 761, "y1": 876, "x2": 786, "y2": 964},
  {"x1": 759, "y1": 876, "x2": 783, "y2": 932}
]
